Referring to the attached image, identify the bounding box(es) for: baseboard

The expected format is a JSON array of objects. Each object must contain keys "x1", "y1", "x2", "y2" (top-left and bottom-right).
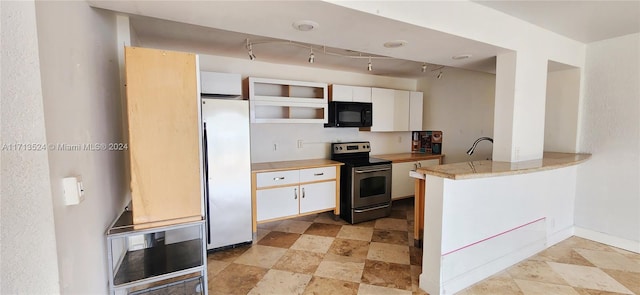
[
  {"x1": 547, "y1": 225, "x2": 574, "y2": 247},
  {"x1": 441, "y1": 240, "x2": 545, "y2": 295},
  {"x1": 574, "y1": 226, "x2": 640, "y2": 253}
]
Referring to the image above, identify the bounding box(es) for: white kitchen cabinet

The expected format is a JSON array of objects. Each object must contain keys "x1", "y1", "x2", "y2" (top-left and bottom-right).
[
  {"x1": 254, "y1": 166, "x2": 338, "y2": 223},
  {"x1": 330, "y1": 84, "x2": 372, "y2": 102},
  {"x1": 256, "y1": 186, "x2": 300, "y2": 221},
  {"x1": 409, "y1": 91, "x2": 424, "y2": 131},
  {"x1": 300, "y1": 181, "x2": 337, "y2": 214},
  {"x1": 371, "y1": 88, "x2": 395, "y2": 131},
  {"x1": 247, "y1": 77, "x2": 328, "y2": 123},
  {"x1": 391, "y1": 159, "x2": 440, "y2": 200},
  {"x1": 371, "y1": 88, "x2": 418, "y2": 132}
]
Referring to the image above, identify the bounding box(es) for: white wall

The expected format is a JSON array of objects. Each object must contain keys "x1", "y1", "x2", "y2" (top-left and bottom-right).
[
  {"x1": 0, "y1": 1, "x2": 61, "y2": 293},
  {"x1": 575, "y1": 33, "x2": 640, "y2": 251},
  {"x1": 545, "y1": 68, "x2": 581, "y2": 152},
  {"x1": 418, "y1": 68, "x2": 495, "y2": 163},
  {"x1": 35, "y1": 2, "x2": 127, "y2": 293}
]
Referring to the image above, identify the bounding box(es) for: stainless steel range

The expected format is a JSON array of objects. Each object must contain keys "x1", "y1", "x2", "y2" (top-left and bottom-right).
[{"x1": 331, "y1": 141, "x2": 392, "y2": 224}]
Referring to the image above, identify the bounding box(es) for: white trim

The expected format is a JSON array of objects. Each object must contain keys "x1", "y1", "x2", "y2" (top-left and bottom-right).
[
  {"x1": 574, "y1": 227, "x2": 640, "y2": 253},
  {"x1": 547, "y1": 225, "x2": 574, "y2": 247}
]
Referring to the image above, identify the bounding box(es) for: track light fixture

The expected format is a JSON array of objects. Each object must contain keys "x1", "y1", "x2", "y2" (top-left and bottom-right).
[
  {"x1": 245, "y1": 38, "x2": 442, "y2": 74},
  {"x1": 246, "y1": 39, "x2": 256, "y2": 60},
  {"x1": 308, "y1": 48, "x2": 315, "y2": 63}
]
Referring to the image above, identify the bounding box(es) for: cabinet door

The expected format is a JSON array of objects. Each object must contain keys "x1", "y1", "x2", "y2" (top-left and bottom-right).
[
  {"x1": 352, "y1": 86, "x2": 372, "y2": 102},
  {"x1": 409, "y1": 91, "x2": 423, "y2": 131},
  {"x1": 371, "y1": 88, "x2": 395, "y2": 132},
  {"x1": 417, "y1": 159, "x2": 441, "y2": 168},
  {"x1": 125, "y1": 46, "x2": 202, "y2": 225},
  {"x1": 393, "y1": 90, "x2": 410, "y2": 131},
  {"x1": 300, "y1": 181, "x2": 336, "y2": 214},
  {"x1": 331, "y1": 84, "x2": 353, "y2": 102},
  {"x1": 256, "y1": 186, "x2": 299, "y2": 221},
  {"x1": 391, "y1": 162, "x2": 416, "y2": 200}
]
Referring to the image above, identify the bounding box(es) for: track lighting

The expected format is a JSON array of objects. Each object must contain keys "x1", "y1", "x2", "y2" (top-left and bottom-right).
[
  {"x1": 308, "y1": 48, "x2": 315, "y2": 63},
  {"x1": 245, "y1": 38, "x2": 444, "y2": 74},
  {"x1": 246, "y1": 39, "x2": 256, "y2": 60}
]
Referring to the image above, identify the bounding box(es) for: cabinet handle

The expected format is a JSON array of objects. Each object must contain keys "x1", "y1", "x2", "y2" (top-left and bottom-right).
[
  {"x1": 294, "y1": 188, "x2": 298, "y2": 199},
  {"x1": 314, "y1": 173, "x2": 324, "y2": 176},
  {"x1": 273, "y1": 177, "x2": 285, "y2": 181},
  {"x1": 302, "y1": 188, "x2": 305, "y2": 198}
]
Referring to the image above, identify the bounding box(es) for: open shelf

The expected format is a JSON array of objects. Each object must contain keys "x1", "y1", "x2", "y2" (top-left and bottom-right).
[
  {"x1": 247, "y1": 77, "x2": 328, "y2": 124},
  {"x1": 113, "y1": 239, "x2": 202, "y2": 285}
]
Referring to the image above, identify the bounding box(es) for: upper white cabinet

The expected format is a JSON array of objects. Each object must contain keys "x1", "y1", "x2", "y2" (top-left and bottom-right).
[
  {"x1": 247, "y1": 77, "x2": 328, "y2": 123},
  {"x1": 409, "y1": 91, "x2": 423, "y2": 131},
  {"x1": 371, "y1": 87, "x2": 423, "y2": 132},
  {"x1": 330, "y1": 84, "x2": 372, "y2": 102}
]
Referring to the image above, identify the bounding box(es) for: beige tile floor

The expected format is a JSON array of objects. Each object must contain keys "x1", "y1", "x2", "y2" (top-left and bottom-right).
[{"x1": 207, "y1": 198, "x2": 640, "y2": 295}]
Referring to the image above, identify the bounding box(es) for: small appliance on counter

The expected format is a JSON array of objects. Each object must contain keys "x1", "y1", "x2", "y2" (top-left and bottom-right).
[{"x1": 412, "y1": 130, "x2": 443, "y2": 154}]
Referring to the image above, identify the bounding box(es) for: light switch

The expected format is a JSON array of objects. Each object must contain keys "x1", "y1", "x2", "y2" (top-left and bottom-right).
[{"x1": 62, "y1": 176, "x2": 85, "y2": 205}]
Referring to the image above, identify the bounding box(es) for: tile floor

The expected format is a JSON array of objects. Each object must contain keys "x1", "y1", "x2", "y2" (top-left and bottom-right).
[{"x1": 207, "y1": 198, "x2": 640, "y2": 295}]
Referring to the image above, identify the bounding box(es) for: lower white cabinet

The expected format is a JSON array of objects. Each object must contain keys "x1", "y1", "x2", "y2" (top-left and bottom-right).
[
  {"x1": 300, "y1": 181, "x2": 336, "y2": 214},
  {"x1": 256, "y1": 186, "x2": 299, "y2": 221},
  {"x1": 391, "y1": 159, "x2": 440, "y2": 200},
  {"x1": 255, "y1": 166, "x2": 337, "y2": 222}
]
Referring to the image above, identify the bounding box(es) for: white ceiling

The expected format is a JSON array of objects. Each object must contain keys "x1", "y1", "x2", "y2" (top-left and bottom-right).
[
  {"x1": 88, "y1": 1, "x2": 640, "y2": 78},
  {"x1": 473, "y1": 1, "x2": 640, "y2": 43}
]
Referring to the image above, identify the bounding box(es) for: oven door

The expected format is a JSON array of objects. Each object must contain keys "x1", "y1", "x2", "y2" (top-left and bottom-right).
[{"x1": 352, "y1": 164, "x2": 391, "y2": 208}]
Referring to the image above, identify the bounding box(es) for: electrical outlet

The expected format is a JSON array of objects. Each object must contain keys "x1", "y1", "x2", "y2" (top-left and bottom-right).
[
  {"x1": 297, "y1": 140, "x2": 303, "y2": 149},
  {"x1": 273, "y1": 143, "x2": 277, "y2": 151},
  {"x1": 398, "y1": 136, "x2": 402, "y2": 143}
]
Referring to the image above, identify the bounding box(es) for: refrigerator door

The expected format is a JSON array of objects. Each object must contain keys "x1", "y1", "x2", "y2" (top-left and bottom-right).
[{"x1": 202, "y1": 98, "x2": 252, "y2": 249}]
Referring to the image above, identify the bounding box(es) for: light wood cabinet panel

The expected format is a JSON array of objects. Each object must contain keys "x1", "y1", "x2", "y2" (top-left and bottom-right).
[
  {"x1": 125, "y1": 46, "x2": 202, "y2": 225},
  {"x1": 409, "y1": 91, "x2": 424, "y2": 131}
]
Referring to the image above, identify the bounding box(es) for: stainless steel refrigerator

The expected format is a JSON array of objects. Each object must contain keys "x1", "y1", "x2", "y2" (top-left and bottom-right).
[{"x1": 202, "y1": 98, "x2": 252, "y2": 250}]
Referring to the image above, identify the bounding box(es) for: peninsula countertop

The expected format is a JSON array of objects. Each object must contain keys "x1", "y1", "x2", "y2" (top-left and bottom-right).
[{"x1": 415, "y1": 152, "x2": 591, "y2": 180}]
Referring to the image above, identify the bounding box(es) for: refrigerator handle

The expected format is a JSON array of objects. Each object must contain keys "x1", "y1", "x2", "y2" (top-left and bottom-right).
[{"x1": 203, "y1": 122, "x2": 212, "y2": 245}]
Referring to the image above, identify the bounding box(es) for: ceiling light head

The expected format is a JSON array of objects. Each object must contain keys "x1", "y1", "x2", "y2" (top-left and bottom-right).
[
  {"x1": 308, "y1": 50, "x2": 315, "y2": 64},
  {"x1": 436, "y1": 71, "x2": 443, "y2": 79},
  {"x1": 452, "y1": 54, "x2": 472, "y2": 60},
  {"x1": 421, "y1": 63, "x2": 427, "y2": 73},
  {"x1": 383, "y1": 40, "x2": 408, "y2": 48},
  {"x1": 367, "y1": 57, "x2": 372, "y2": 71},
  {"x1": 292, "y1": 20, "x2": 319, "y2": 32}
]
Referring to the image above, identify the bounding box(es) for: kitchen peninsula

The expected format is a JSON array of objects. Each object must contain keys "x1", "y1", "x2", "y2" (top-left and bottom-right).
[{"x1": 412, "y1": 152, "x2": 591, "y2": 295}]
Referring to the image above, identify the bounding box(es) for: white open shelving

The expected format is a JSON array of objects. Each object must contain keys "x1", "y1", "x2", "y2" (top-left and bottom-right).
[{"x1": 247, "y1": 77, "x2": 328, "y2": 123}]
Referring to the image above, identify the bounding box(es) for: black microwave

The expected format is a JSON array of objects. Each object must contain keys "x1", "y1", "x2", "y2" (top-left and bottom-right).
[{"x1": 325, "y1": 101, "x2": 373, "y2": 128}]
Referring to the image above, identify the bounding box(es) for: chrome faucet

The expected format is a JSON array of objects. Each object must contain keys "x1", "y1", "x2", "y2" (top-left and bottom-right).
[{"x1": 466, "y1": 137, "x2": 493, "y2": 155}]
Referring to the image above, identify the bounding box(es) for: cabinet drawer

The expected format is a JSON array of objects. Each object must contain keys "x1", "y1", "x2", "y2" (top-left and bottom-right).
[
  {"x1": 299, "y1": 167, "x2": 336, "y2": 183},
  {"x1": 256, "y1": 170, "x2": 299, "y2": 188}
]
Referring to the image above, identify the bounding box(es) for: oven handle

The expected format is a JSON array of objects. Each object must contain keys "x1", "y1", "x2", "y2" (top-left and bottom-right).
[
  {"x1": 355, "y1": 167, "x2": 391, "y2": 174},
  {"x1": 353, "y1": 203, "x2": 390, "y2": 213}
]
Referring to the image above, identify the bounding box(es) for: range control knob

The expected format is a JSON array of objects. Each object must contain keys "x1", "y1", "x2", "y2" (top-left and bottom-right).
[
  {"x1": 339, "y1": 147, "x2": 343, "y2": 150},
  {"x1": 335, "y1": 146, "x2": 339, "y2": 150}
]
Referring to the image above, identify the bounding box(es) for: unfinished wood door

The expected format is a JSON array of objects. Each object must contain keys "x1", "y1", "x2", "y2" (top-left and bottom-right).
[{"x1": 125, "y1": 46, "x2": 202, "y2": 225}]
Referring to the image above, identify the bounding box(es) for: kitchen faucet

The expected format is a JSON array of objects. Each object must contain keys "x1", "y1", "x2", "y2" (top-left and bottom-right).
[{"x1": 466, "y1": 137, "x2": 493, "y2": 155}]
